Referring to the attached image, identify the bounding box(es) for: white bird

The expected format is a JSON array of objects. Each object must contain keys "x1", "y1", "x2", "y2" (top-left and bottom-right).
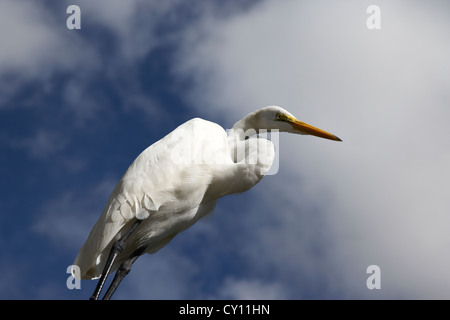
[{"x1": 73, "y1": 106, "x2": 341, "y2": 299}]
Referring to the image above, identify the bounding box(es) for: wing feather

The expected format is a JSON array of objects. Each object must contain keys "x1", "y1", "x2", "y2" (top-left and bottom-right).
[{"x1": 73, "y1": 118, "x2": 229, "y2": 279}]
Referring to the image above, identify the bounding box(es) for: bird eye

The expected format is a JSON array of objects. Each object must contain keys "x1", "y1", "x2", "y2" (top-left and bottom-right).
[{"x1": 276, "y1": 113, "x2": 283, "y2": 121}]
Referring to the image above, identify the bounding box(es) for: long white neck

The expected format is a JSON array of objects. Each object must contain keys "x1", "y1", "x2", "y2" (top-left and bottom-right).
[{"x1": 230, "y1": 110, "x2": 261, "y2": 141}]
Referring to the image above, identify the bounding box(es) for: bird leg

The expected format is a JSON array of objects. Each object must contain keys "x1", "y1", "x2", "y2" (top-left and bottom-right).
[
  {"x1": 90, "y1": 219, "x2": 142, "y2": 300},
  {"x1": 102, "y1": 247, "x2": 145, "y2": 300}
]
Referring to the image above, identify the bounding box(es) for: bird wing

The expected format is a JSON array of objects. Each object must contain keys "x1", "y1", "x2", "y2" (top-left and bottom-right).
[{"x1": 73, "y1": 118, "x2": 229, "y2": 279}]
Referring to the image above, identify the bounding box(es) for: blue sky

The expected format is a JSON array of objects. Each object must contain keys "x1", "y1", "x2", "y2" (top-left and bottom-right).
[{"x1": 1, "y1": 0, "x2": 450, "y2": 299}]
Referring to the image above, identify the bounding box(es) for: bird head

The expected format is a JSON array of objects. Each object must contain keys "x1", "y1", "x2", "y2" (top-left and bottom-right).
[{"x1": 237, "y1": 106, "x2": 342, "y2": 142}]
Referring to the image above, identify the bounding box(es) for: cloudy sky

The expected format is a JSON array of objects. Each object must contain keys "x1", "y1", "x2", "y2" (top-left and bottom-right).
[{"x1": 1, "y1": 0, "x2": 450, "y2": 299}]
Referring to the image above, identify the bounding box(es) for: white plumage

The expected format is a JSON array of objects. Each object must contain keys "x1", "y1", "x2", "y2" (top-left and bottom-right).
[{"x1": 73, "y1": 106, "x2": 341, "y2": 298}]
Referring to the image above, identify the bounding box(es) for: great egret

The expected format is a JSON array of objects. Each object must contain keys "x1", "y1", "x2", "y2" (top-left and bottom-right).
[{"x1": 72, "y1": 106, "x2": 341, "y2": 300}]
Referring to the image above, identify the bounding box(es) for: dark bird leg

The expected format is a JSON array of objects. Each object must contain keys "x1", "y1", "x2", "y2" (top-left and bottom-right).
[
  {"x1": 90, "y1": 219, "x2": 142, "y2": 300},
  {"x1": 102, "y1": 247, "x2": 145, "y2": 300}
]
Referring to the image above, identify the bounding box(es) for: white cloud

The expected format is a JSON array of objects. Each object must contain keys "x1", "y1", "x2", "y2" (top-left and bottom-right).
[
  {"x1": 0, "y1": 0, "x2": 172, "y2": 120},
  {"x1": 72, "y1": 0, "x2": 189, "y2": 62},
  {"x1": 0, "y1": 0, "x2": 98, "y2": 79},
  {"x1": 4, "y1": 129, "x2": 68, "y2": 160},
  {"x1": 113, "y1": 249, "x2": 200, "y2": 300},
  {"x1": 0, "y1": 0, "x2": 103, "y2": 126},
  {"x1": 33, "y1": 178, "x2": 117, "y2": 250},
  {"x1": 216, "y1": 277, "x2": 288, "y2": 300},
  {"x1": 173, "y1": 0, "x2": 450, "y2": 298}
]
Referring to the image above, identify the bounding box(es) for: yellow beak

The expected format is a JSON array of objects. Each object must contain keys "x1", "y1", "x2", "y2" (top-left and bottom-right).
[
  {"x1": 279, "y1": 113, "x2": 341, "y2": 141},
  {"x1": 291, "y1": 119, "x2": 341, "y2": 141}
]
